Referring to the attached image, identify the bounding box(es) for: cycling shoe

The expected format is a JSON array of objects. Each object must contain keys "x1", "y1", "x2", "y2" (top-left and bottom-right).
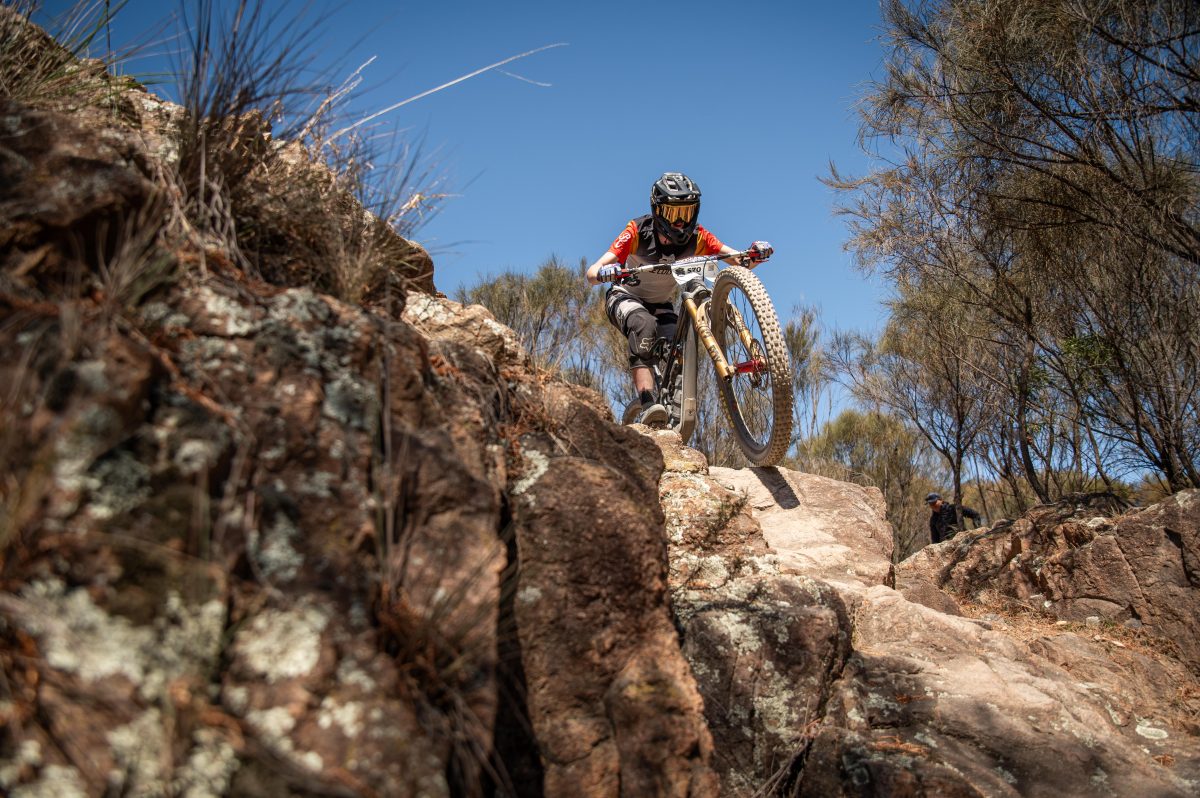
[{"x1": 636, "y1": 403, "x2": 669, "y2": 426}]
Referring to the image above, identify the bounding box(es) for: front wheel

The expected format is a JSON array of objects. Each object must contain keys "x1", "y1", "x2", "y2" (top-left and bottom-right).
[{"x1": 709, "y1": 266, "x2": 794, "y2": 466}]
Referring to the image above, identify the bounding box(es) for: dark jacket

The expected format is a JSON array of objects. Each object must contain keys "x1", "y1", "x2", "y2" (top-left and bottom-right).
[{"x1": 929, "y1": 502, "x2": 981, "y2": 544}]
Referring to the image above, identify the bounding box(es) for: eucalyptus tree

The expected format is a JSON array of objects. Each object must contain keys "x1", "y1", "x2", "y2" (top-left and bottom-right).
[
  {"x1": 830, "y1": 0, "x2": 1199, "y2": 492},
  {"x1": 784, "y1": 305, "x2": 827, "y2": 444},
  {"x1": 457, "y1": 256, "x2": 601, "y2": 375},
  {"x1": 829, "y1": 296, "x2": 995, "y2": 519}
]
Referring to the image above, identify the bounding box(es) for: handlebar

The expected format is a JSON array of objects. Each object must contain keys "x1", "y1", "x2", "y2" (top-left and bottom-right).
[{"x1": 604, "y1": 248, "x2": 765, "y2": 285}]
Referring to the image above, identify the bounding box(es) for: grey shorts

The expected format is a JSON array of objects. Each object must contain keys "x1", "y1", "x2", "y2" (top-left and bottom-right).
[{"x1": 605, "y1": 290, "x2": 678, "y2": 368}]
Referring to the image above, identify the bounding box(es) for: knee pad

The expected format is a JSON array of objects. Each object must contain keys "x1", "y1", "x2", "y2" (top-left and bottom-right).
[{"x1": 624, "y1": 309, "x2": 658, "y2": 368}]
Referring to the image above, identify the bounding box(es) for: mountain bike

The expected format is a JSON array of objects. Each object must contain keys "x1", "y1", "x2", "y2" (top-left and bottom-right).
[{"x1": 612, "y1": 250, "x2": 794, "y2": 466}]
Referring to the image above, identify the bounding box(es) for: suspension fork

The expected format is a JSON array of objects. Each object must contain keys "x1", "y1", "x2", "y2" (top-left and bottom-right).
[
  {"x1": 682, "y1": 294, "x2": 735, "y2": 380},
  {"x1": 723, "y1": 304, "x2": 761, "y2": 363}
]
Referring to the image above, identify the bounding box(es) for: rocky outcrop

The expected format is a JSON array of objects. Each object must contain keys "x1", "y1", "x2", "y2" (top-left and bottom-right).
[
  {"x1": 654, "y1": 431, "x2": 887, "y2": 795},
  {"x1": 708, "y1": 465, "x2": 894, "y2": 590},
  {"x1": 402, "y1": 310, "x2": 719, "y2": 796},
  {"x1": 800, "y1": 585, "x2": 1199, "y2": 797},
  {"x1": 648, "y1": 433, "x2": 1200, "y2": 797},
  {"x1": 0, "y1": 44, "x2": 717, "y2": 798},
  {"x1": 0, "y1": 95, "x2": 158, "y2": 299},
  {"x1": 897, "y1": 491, "x2": 1200, "y2": 672},
  {"x1": 0, "y1": 263, "x2": 721, "y2": 796}
]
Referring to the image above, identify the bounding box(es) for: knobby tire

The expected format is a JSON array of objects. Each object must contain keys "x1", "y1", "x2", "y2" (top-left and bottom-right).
[{"x1": 709, "y1": 266, "x2": 794, "y2": 466}]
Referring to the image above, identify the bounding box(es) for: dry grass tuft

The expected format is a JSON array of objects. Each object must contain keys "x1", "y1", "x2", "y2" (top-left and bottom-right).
[
  {"x1": 0, "y1": 0, "x2": 132, "y2": 111},
  {"x1": 166, "y1": 0, "x2": 447, "y2": 307}
]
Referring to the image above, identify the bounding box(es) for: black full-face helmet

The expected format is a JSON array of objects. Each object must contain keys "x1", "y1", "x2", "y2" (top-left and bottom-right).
[{"x1": 651, "y1": 172, "x2": 701, "y2": 246}]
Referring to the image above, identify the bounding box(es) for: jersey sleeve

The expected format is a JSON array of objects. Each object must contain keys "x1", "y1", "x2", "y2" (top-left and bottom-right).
[
  {"x1": 694, "y1": 225, "x2": 725, "y2": 256},
  {"x1": 608, "y1": 220, "x2": 639, "y2": 264}
]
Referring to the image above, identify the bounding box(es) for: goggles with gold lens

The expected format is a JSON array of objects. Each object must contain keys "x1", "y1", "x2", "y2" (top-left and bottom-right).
[{"x1": 655, "y1": 202, "x2": 698, "y2": 225}]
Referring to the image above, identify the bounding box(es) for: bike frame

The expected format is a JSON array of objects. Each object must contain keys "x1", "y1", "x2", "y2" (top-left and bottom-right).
[{"x1": 616, "y1": 250, "x2": 769, "y2": 437}]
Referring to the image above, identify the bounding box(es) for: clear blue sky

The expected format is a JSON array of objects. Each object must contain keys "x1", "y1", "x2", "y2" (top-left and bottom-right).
[{"x1": 41, "y1": 0, "x2": 890, "y2": 335}]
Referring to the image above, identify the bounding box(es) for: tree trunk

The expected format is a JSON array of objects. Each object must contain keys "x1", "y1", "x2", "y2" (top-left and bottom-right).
[{"x1": 1017, "y1": 302, "x2": 1051, "y2": 502}]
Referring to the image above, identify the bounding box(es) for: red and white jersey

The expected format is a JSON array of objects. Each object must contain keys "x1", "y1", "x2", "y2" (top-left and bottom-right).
[{"x1": 607, "y1": 215, "x2": 725, "y2": 303}]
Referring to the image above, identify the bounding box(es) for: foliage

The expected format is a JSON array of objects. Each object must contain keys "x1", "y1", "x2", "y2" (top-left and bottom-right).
[
  {"x1": 828, "y1": 290, "x2": 995, "y2": 512},
  {"x1": 829, "y1": 0, "x2": 1200, "y2": 497},
  {"x1": 784, "y1": 304, "x2": 827, "y2": 442},
  {"x1": 457, "y1": 257, "x2": 595, "y2": 371},
  {"x1": 169, "y1": 0, "x2": 445, "y2": 304}
]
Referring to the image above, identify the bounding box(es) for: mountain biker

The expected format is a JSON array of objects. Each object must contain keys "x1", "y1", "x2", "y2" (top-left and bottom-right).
[{"x1": 585, "y1": 172, "x2": 772, "y2": 425}]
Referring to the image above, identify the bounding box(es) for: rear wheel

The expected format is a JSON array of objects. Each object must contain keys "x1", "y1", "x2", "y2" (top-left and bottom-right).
[
  {"x1": 622, "y1": 327, "x2": 697, "y2": 443},
  {"x1": 709, "y1": 266, "x2": 794, "y2": 466}
]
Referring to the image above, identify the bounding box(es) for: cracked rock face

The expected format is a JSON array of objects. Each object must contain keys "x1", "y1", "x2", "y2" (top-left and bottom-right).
[
  {"x1": 0, "y1": 43, "x2": 717, "y2": 797},
  {"x1": 897, "y1": 490, "x2": 1200, "y2": 671},
  {"x1": 648, "y1": 434, "x2": 1200, "y2": 797},
  {"x1": 503, "y1": 388, "x2": 718, "y2": 798}
]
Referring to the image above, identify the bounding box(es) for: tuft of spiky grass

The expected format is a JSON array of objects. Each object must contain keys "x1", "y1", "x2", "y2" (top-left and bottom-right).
[
  {"x1": 0, "y1": 0, "x2": 136, "y2": 112},
  {"x1": 231, "y1": 115, "x2": 444, "y2": 309},
  {"x1": 324, "y1": 129, "x2": 447, "y2": 306},
  {"x1": 167, "y1": 0, "x2": 447, "y2": 306},
  {"x1": 169, "y1": 0, "x2": 322, "y2": 270},
  {"x1": 167, "y1": 2, "x2": 563, "y2": 305},
  {"x1": 72, "y1": 192, "x2": 177, "y2": 323}
]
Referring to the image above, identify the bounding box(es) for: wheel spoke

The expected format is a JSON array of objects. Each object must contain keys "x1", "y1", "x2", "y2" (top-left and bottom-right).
[{"x1": 719, "y1": 287, "x2": 775, "y2": 448}]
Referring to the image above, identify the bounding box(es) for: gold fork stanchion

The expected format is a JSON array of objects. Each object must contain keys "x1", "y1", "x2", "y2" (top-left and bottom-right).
[{"x1": 684, "y1": 295, "x2": 734, "y2": 380}]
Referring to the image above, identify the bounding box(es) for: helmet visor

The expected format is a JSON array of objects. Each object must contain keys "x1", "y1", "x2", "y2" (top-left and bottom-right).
[{"x1": 656, "y1": 202, "x2": 698, "y2": 225}]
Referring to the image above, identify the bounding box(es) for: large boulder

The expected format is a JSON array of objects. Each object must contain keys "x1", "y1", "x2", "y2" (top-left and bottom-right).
[
  {"x1": 403, "y1": 310, "x2": 720, "y2": 796},
  {"x1": 652, "y1": 434, "x2": 889, "y2": 795},
  {"x1": 708, "y1": 465, "x2": 895, "y2": 591},
  {"x1": 645, "y1": 434, "x2": 1200, "y2": 797},
  {"x1": 800, "y1": 586, "x2": 1199, "y2": 797},
  {"x1": 897, "y1": 491, "x2": 1200, "y2": 672},
  {"x1": 0, "y1": 46, "x2": 718, "y2": 798}
]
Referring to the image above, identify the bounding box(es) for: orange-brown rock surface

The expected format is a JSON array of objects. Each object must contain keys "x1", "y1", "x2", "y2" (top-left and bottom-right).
[
  {"x1": 0, "y1": 30, "x2": 717, "y2": 795},
  {"x1": 651, "y1": 434, "x2": 1199, "y2": 797}
]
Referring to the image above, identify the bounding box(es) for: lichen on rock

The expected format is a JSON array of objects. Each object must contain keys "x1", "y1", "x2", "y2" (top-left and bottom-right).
[{"x1": 231, "y1": 603, "x2": 329, "y2": 684}]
